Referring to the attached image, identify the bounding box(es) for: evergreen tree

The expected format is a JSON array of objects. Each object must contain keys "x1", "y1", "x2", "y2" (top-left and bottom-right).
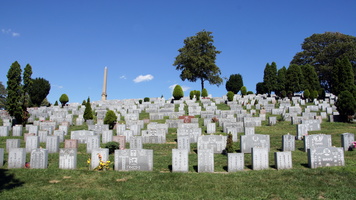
[
  {"x1": 202, "y1": 88, "x2": 208, "y2": 98},
  {"x1": 104, "y1": 110, "x2": 118, "y2": 129},
  {"x1": 54, "y1": 101, "x2": 58, "y2": 106},
  {"x1": 225, "y1": 74, "x2": 243, "y2": 94},
  {"x1": 285, "y1": 64, "x2": 304, "y2": 95},
  {"x1": 84, "y1": 97, "x2": 93, "y2": 121},
  {"x1": 189, "y1": 90, "x2": 194, "y2": 100},
  {"x1": 301, "y1": 64, "x2": 320, "y2": 92},
  {"x1": 29, "y1": 78, "x2": 51, "y2": 107},
  {"x1": 331, "y1": 57, "x2": 355, "y2": 96},
  {"x1": 256, "y1": 82, "x2": 267, "y2": 95},
  {"x1": 227, "y1": 91, "x2": 234, "y2": 101},
  {"x1": 23, "y1": 64, "x2": 32, "y2": 108},
  {"x1": 225, "y1": 133, "x2": 234, "y2": 153},
  {"x1": 240, "y1": 86, "x2": 247, "y2": 96},
  {"x1": 6, "y1": 61, "x2": 23, "y2": 124},
  {"x1": 0, "y1": 82, "x2": 7, "y2": 110},
  {"x1": 303, "y1": 89, "x2": 310, "y2": 100},
  {"x1": 263, "y1": 62, "x2": 278, "y2": 95},
  {"x1": 336, "y1": 90, "x2": 356, "y2": 121},
  {"x1": 59, "y1": 94, "x2": 69, "y2": 107},
  {"x1": 276, "y1": 66, "x2": 287, "y2": 96},
  {"x1": 173, "y1": 85, "x2": 184, "y2": 100}
]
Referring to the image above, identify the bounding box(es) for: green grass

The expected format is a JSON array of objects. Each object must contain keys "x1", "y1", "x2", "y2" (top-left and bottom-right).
[{"x1": 0, "y1": 104, "x2": 356, "y2": 199}]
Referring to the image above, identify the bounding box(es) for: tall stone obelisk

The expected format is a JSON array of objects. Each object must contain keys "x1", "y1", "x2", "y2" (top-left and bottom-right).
[{"x1": 101, "y1": 67, "x2": 108, "y2": 101}]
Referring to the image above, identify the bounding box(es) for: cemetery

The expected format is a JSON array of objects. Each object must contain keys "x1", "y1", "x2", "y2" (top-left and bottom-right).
[{"x1": 0, "y1": 94, "x2": 355, "y2": 199}]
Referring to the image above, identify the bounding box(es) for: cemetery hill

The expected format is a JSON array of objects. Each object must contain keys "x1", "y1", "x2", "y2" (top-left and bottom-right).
[{"x1": 0, "y1": 32, "x2": 356, "y2": 199}]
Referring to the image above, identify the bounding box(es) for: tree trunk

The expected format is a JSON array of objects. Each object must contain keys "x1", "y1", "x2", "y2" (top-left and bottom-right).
[{"x1": 201, "y1": 79, "x2": 204, "y2": 91}]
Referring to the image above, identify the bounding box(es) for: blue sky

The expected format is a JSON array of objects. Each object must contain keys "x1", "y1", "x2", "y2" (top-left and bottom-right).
[{"x1": 1, "y1": 0, "x2": 355, "y2": 104}]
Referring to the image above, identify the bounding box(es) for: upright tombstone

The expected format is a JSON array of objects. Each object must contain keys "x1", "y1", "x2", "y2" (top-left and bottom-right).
[
  {"x1": 53, "y1": 130, "x2": 65, "y2": 142},
  {"x1": 38, "y1": 130, "x2": 48, "y2": 143},
  {"x1": 46, "y1": 135, "x2": 60, "y2": 153},
  {"x1": 296, "y1": 124, "x2": 308, "y2": 140},
  {"x1": 142, "y1": 129, "x2": 166, "y2": 144},
  {"x1": 274, "y1": 151, "x2": 292, "y2": 170},
  {"x1": 172, "y1": 149, "x2": 189, "y2": 172},
  {"x1": 244, "y1": 127, "x2": 255, "y2": 135},
  {"x1": 86, "y1": 135, "x2": 101, "y2": 153},
  {"x1": 206, "y1": 123, "x2": 216, "y2": 134},
  {"x1": 6, "y1": 139, "x2": 21, "y2": 152},
  {"x1": 29, "y1": 125, "x2": 38, "y2": 135},
  {"x1": 64, "y1": 139, "x2": 78, "y2": 149},
  {"x1": 0, "y1": 126, "x2": 9, "y2": 136},
  {"x1": 112, "y1": 135, "x2": 126, "y2": 150},
  {"x1": 26, "y1": 136, "x2": 40, "y2": 153},
  {"x1": 130, "y1": 136, "x2": 143, "y2": 149},
  {"x1": 228, "y1": 153, "x2": 244, "y2": 172},
  {"x1": 102, "y1": 130, "x2": 113, "y2": 144},
  {"x1": 197, "y1": 149, "x2": 214, "y2": 173},
  {"x1": 282, "y1": 134, "x2": 295, "y2": 151},
  {"x1": 308, "y1": 147, "x2": 345, "y2": 169},
  {"x1": 226, "y1": 127, "x2": 239, "y2": 142},
  {"x1": 240, "y1": 134, "x2": 270, "y2": 153},
  {"x1": 59, "y1": 148, "x2": 77, "y2": 169},
  {"x1": 30, "y1": 148, "x2": 48, "y2": 169},
  {"x1": 304, "y1": 134, "x2": 332, "y2": 152},
  {"x1": 116, "y1": 124, "x2": 126, "y2": 135},
  {"x1": 341, "y1": 133, "x2": 355, "y2": 151},
  {"x1": 70, "y1": 130, "x2": 95, "y2": 144},
  {"x1": 268, "y1": 117, "x2": 277, "y2": 126},
  {"x1": 91, "y1": 148, "x2": 109, "y2": 170},
  {"x1": 197, "y1": 135, "x2": 227, "y2": 154},
  {"x1": 0, "y1": 148, "x2": 3, "y2": 167},
  {"x1": 12, "y1": 125, "x2": 22, "y2": 136},
  {"x1": 251, "y1": 147, "x2": 269, "y2": 170},
  {"x1": 8, "y1": 148, "x2": 26, "y2": 169},
  {"x1": 177, "y1": 135, "x2": 190, "y2": 152},
  {"x1": 114, "y1": 149, "x2": 153, "y2": 171}
]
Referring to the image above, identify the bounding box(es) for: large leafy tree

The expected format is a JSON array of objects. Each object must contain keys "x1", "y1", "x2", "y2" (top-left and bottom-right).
[
  {"x1": 263, "y1": 62, "x2": 278, "y2": 95},
  {"x1": 225, "y1": 74, "x2": 243, "y2": 94},
  {"x1": 173, "y1": 30, "x2": 223, "y2": 90},
  {"x1": 0, "y1": 82, "x2": 7, "y2": 109},
  {"x1": 331, "y1": 57, "x2": 355, "y2": 96},
  {"x1": 300, "y1": 64, "x2": 320, "y2": 92},
  {"x1": 291, "y1": 32, "x2": 356, "y2": 91},
  {"x1": 285, "y1": 64, "x2": 304, "y2": 95},
  {"x1": 29, "y1": 78, "x2": 51, "y2": 107},
  {"x1": 6, "y1": 61, "x2": 23, "y2": 124}
]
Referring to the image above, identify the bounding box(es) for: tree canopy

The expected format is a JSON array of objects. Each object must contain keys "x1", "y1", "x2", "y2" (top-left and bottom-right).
[
  {"x1": 173, "y1": 30, "x2": 223, "y2": 90},
  {"x1": 59, "y1": 94, "x2": 69, "y2": 107},
  {"x1": 285, "y1": 64, "x2": 304, "y2": 95},
  {"x1": 300, "y1": 64, "x2": 320, "y2": 92},
  {"x1": 331, "y1": 57, "x2": 355, "y2": 96},
  {"x1": 263, "y1": 62, "x2": 278, "y2": 95},
  {"x1": 0, "y1": 81, "x2": 7, "y2": 109},
  {"x1": 29, "y1": 78, "x2": 51, "y2": 107},
  {"x1": 291, "y1": 32, "x2": 356, "y2": 92},
  {"x1": 225, "y1": 74, "x2": 243, "y2": 94}
]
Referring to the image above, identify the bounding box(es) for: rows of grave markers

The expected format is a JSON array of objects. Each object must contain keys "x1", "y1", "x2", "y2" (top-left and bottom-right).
[{"x1": 0, "y1": 93, "x2": 353, "y2": 171}]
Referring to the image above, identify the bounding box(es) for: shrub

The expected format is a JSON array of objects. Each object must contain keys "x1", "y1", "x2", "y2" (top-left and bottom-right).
[
  {"x1": 144, "y1": 97, "x2": 150, "y2": 102},
  {"x1": 84, "y1": 101, "x2": 94, "y2": 121},
  {"x1": 189, "y1": 91, "x2": 194, "y2": 100},
  {"x1": 104, "y1": 110, "x2": 118, "y2": 129},
  {"x1": 310, "y1": 90, "x2": 318, "y2": 100},
  {"x1": 139, "y1": 100, "x2": 142, "y2": 104},
  {"x1": 202, "y1": 88, "x2": 208, "y2": 98},
  {"x1": 173, "y1": 85, "x2": 184, "y2": 100},
  {"x1": 59, "y1": 94, "x2": 69, "y2": 107},
  {"x1": 247, "y1": 91, "x2": 253, "y2": 95},
  {"x1": 82, "y1": 100, "x2": 86, "y2": 106},
  {"x1": 303, "y1": 89, "x2": 310, "y2": 100},
  {"x1": 280, "y1": 90, "x2": 286, "y2": 98},
  {"x1": 225, "y1": 133, "x2": 234, "y2": 153},
  {"x1": 105, "y1": 141, "x2": 120, "y2": 154},
  {"x1": 195, "y1": 90, "x2": 201, "y2": 101},
  {"x1": 240, "y1": 86, "x2": 247, "y2": 96},
  {"x1": 227, "y1": 91, "x2": 234, "y2": 101},
  {"x1": 54, "y1": 101, "x2": 58, "y2": 106}
]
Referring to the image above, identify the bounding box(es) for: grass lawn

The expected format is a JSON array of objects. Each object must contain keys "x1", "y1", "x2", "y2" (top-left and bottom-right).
[{"x1": 0, "y1": 104, "x2": 355, "y2": 200}]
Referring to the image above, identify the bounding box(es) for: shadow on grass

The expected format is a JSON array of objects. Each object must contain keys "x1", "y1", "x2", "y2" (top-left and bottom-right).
[
  {"x1": 168, "y1": 165, "x2": 172, "y2": 172},
  {"x1": 300, "y1": 163, "x2": 309, "y2": 168},
  {"x1": 0, "y1": 169, "x2": 24, "y2": 192}
]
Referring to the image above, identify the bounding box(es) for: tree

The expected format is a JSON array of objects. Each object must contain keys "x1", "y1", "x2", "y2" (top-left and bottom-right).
[
  {"x1": 301, "y1": 64, "x2": 320, "y2": 92},
  {"x1": 255, "y1": 82, "x2": 267, "y2": 95},
  {"x1": 84, "y1": 97, "x2": 93, "y2": 121},
  {"x1": 6, "y1": 61, "x2": 23, "y2": 124},
  {"x1": 189, "y1": 91, "x2": 194, "y2": 100},
  {"x1": 0, "y1": 82, "x2": 7, "y2": 109},
  {"x1": 263, "y1": 62, "x2": 278, "y2": 95},
  {"x1": 201, "y1": 88, "x2": 208, "y2": 98},
  {"x1": 240, "y1": 86, "x2": 247, "y2": 96},
  {"x1": 173, "y1": 30, "x2": 223, "y2": 90},
  {"x1": 173, "y1": 85, "x2": 184, "y2": 100},
  {"x1": 54, "y1": 101, "x2": 58, "y2": 106},
  {"x1": 28, "y1": 78, "x2": 51, "y2": 107},
  {"x1": 225, "y1": 133, "x2": 234, "y2": 153},
  {"x1": 104, "y1": 110, "x2": 118, "y2": 129},
  {"x1": 276, "y1": 66, "x2": 287, "y2": 97},
  {"x1": 285, "y1": 64, "x2": 304, "y2": 95},
  {"x1": 59, "y1": 94, "x2": 69, "y2": 107},
  {"x1": 227, "y1": 91, "x2": 234, "y2": 101},
  {"x1": 195, "y1": 90, "x2": 201, "y2": 101},
  {"x1": 335, "y1": 90, "x2": 356, "y2": 121},
  {"x1": 225, "y1": 74, "x2": 243, "y2": 94},
  {"x1": 331, "y1": 57, "x2": 355, "y2": 96},
  {"x1": 291, "y1": 32, "x2": 356, "y2": 91},
  {"x1": 40, "y1": 98, "x2": 51, "y2": 107},
  {"x1": 23, "y1": 64, "x2": 32, "y2": 108},
  {"x1": 303, "y1": 89, "x2": 310, "y2": 100}
]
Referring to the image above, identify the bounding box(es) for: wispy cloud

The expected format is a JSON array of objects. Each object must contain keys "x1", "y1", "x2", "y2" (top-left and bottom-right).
[
  {"x1": 169, "y1": 84, "x2": 190, "y2": 92},
  {"x1": 1, "y1": 29, "x2": 20, "y2": 37},
  {"x1": 53, "y1": 84, "x2": 63, "y2": 89},
  {"x1": 119, "y1": 75, "x2": 127, "y2": 79},
  {"x1": 133, "y1": 74, "x2": 154, "y2": 83}
]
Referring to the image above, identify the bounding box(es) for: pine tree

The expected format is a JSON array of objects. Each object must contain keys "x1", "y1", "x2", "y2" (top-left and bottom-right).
[
  {"x1": 263, "y1": 62, "x2": 278, "y2": 95},
  {"x1": 225, "y1": 133, "x2": 234, "y2": 153},
  {"x1": 84, "y1": 98, "x2": 93, "y2": 121},
  {"x1": 6, "y1": 61, "x2": 23, "y2": 124}
]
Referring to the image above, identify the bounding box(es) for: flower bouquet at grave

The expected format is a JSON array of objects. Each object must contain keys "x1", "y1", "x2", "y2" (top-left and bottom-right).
[
  {"x1": 349, "y1": 141, "x2": 356, "y2": 151},
  {"x1": 94, "y1": 153, "x2": 111, "y2": 171}
]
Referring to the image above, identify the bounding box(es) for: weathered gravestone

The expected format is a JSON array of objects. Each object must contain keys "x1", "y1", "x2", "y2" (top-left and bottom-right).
[
  {"x1": 282, "y1": 134, "x2": 295, "y2": 151},
  {"x1": 252, "y1": 147, "x2": 269, "y2": 170},
  {"x1": 308, "y1": 147, "x2": 344, "y2": 168},
  {"x1": 30, "y1": 148, "x2": 48, "y2": 169},
  {"x1": 341, "y1": 133, "x2": 355, "y2": 151},
  {"x1": 114, "y1": 149, "x2": 153, "y2": 171},
  {"x1": 197, "y1": 135, "x2": 227, "y2": 154},
  {"x1": 12, "y1": 125, "x2": 22, "y2": 136},
  {"x1": 240, "y1": 134, "x2": 270, "y2": 153},
  {"x1": 91, "y1": 148, "x2": 109, "y2": 170},
  {"x1": 304, "y1": 134, "x2": 332, "y2": 152},
  {"x1": 177, "y1": 135, "x2": 190, "y2": 152},
  {"x1": 112, "y1": 135, "x2": 126, "y2": 150},
  {"x1": 198, "y1": 148, "x2": 214, "y2": 173},
  {"x1": 172, "y1": 149, "x2": 189, "y2": 172},
  {"x1": 228, "y1": 153, "x2": 244, "y2": 172},
  {"x1": 6, "y1": 139, "x2": 21, "y2": 152},
  {"x1": 8, "y1": 148, "x2": 26, "y2": 169},
  {"x1": 87, "y1": 135, "x2": 101, "y2": 153},
  {"x1": 53, "y1": 130, "x2": 65, "y2": 142},
  {"x1": 0, "y1": 126, "x2": 9, "y2": 136},
  {"x1": 64, "y1": 139, "x2": 78, "y2": 149},
  {"x1": 274, "y1": 151, "x2": 292, "y2": 170},
  {"x1": 26, "y1": 136, "x2": 40, "y2": 153},
  {"x1": 59, "y1": 148, "x2": 77, "y2": 169},
  {"x1": 130, "y1": 136, "x2": 143, "y2": 149}
]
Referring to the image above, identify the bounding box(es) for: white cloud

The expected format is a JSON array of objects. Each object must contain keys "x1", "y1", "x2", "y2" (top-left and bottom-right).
[
  {"x1": 119, "y1": 75, "x2": 127, "y2": 79},
  {"x1": 12, "y1": 32, "x2": 20, "y2": 37},
  {"x1": 53, "y1": 84, "x2": 63, "y2": 89},
  {"x1": 133, "y1": 74, "x2": 154, "y2": 83},
  {"x1": 1, "y1": 28, "x2": 20, "y2": 37},
  {"x1": 169, "y1": 84, "x2": 190, "y2": 92}
]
